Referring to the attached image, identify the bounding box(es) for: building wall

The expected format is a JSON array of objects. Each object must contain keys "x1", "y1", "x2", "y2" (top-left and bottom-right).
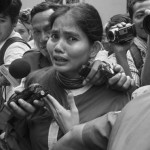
[{"x1": 21, "y1": 0, "x2": 127, "y2": 25}]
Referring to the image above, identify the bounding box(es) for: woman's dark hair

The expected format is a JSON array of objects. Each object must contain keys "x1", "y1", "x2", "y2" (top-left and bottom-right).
[
  {"x1": 49, "y1": 3, "x2": 103, "y2": 43},
  {"x1": 1, "y1": 0, "x2": 22, "y2": 24},
  {"x1": 31, "y1": 2, "x2": 61, "y2": 20}
]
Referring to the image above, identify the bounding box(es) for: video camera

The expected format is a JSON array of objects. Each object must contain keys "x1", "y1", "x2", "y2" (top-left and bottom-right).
[
  {"x1": 79, "y1": 61, "x2": 114, "y2": 79},
  {"x1": 143, "y1": 13, "x2": 150, "y2": 34},
  {"x1": 106, "y1": 24, "x2": 136, "y2": 43},
  {"x1": 8, "y1": 83, "x2": 49, "y2": 107}
]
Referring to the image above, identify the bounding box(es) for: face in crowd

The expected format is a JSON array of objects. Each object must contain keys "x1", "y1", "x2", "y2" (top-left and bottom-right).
[
  {"x1": 31, "y1": 9, "x2": 54, "y2": 57},
  {"x1": 0, "y1": 14, "x2": 15, "y2": 43},
  {"x1": 0, "y1": 0, "x2": 21, "y2": 43},
  {"x1": 47, "y1": 14, "x2": 91, "y2": 77},
  {"x1": 132, "y1": 0, "x2": 150, "y2": 41},
  {"x1": 15, "y1": 20, "x2": 31, "y2": 42},
  {"x1": 47, "y1": 4, "x2": 103, "y2": 78}
]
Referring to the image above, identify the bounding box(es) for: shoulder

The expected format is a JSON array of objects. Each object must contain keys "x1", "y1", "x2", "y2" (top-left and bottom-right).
[
  {"x1": 23, "y1": 49, "x2": 40, "y2": 57},
  {"x1": 25, "y1": 67, "x2": 55, "y2": 86},
  {"x1": 5, "y1": 37, "x2": 30, "y2": 54}
]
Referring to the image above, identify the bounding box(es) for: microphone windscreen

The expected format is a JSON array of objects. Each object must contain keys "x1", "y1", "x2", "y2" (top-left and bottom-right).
[{"x1": 9, "y1": 59, "x2": 31, "y2": 79}]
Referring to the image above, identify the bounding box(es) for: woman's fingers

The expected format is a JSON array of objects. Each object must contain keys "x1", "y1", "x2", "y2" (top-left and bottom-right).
[
  {"x1": 67, "y1": 93, "x2": 78, "y2": 113},
  {"x1": 43, "y1": 96, "x2": 57, "y2": 114},
  {"x1": 45, "y1": 94, "x2": 64, "y2": 111}
]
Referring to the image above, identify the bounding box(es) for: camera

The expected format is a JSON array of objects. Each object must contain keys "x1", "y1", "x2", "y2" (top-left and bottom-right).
[
  {"x1": 79, "y1": 62, "x2": 114, "y2": 79},
  {"x1": 107, "y1": 24, "x2": 136, "y2": 43},
  {"x1": 7, "y1": 83, "x2": 48, "y2": 107},
  {"x1": 19, "y1": 9, "x2": 31, "y2": 24},
  {"x1": 143, "y1": 14, "x2": 150, "y2": 34}
]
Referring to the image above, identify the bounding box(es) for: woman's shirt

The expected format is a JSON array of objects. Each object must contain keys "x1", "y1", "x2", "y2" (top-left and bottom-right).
[{"x1": 23, "y1": 67, "x2": 130, "y2": 150}]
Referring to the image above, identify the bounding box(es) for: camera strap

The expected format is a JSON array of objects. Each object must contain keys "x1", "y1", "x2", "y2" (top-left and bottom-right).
[
  {"x1": 0, "y1": 37, "x2": 31, "y2": 65},
  {"x1": 130, "y1": 44, "x2": 143, "y2": 74}
]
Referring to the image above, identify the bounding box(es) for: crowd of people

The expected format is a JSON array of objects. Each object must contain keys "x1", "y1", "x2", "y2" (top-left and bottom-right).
[{"x1": 0, "y1": 0, "x2": 150, "y2": 150}]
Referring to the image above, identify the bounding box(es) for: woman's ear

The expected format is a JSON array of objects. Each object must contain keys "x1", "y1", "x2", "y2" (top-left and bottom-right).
[{"x1": 90, "y1": 41, "x2": 102, "y2": 59}]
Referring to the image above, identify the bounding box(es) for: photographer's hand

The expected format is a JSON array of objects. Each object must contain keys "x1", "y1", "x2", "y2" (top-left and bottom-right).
[
  {"x1": 82, "y1": 60, "x2": 108, "y2": 86},
  {"x1": 6, "y1": 85, "x2": 36, "y2": 119},
  {"x1": 8, "y1": 99, "x2": 36, "y2": 119},
  {"x1": 43, "y1": 93, "x2": 79, "y2": 134},
  {"x1": 108, "y1": 64, "x2": 135, "y2": 92},
  {"x1": 109, "y1": 22, "x2": 133, "y2": 55}
]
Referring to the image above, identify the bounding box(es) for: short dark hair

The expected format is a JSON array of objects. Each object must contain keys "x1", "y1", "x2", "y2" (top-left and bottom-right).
[
  {"x1": 128, "y1": 0, "x2": 149, "y2": 19},
  {"x1": 1, "y1": 0, "x2": 22, "y2": 24},
  {"x1": 31, "y1": 2, "x2": 61, "y2": 20},
  {"x1": 49, "y1": 3, "x2": 103, "y2": 43}
]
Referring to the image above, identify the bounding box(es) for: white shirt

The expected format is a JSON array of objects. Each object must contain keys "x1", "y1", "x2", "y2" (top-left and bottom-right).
[
  {"x1": 0, "y1": 30, "x2": 30, "y2": 65},
  {"x1": 0, "y1": 30, "x2": 30, "y2": 101}
]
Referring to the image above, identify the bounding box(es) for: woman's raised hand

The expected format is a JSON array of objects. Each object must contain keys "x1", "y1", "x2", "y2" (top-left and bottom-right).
[{"x1": 43, "y1": 92, "x2": 79, "y2": 134}]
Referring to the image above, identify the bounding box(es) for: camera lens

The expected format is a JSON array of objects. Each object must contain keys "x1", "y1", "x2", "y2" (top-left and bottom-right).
[
  {"x1": 107, "y1": 30, "x2": 115, "y2": 42},
  {"x1": 143, "y1": 14, "x2": 150, "y2": 34}
]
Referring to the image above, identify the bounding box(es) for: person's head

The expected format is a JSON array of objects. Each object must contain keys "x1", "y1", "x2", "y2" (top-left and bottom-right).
[
  {"x1": 45, "y1": 0, "x2": 63, "y2": 4},
  {"x1": 15, "y1": 8, "x2": 32, "y2": 42},
  {"x1": 47, "y1": 3, "x2": 103, "y2": 77},
  {"x1": 128, "y1": 0, "x2": 150, "y2": 40},
  {"x1": 0, "y1": 0, "x2": 22, "y2": 43},
  {"x1": 31, "y1": 2, "x2": 60, "y2": 57}
]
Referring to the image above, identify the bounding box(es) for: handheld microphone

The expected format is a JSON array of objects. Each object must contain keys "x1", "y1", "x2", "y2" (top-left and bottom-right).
[
  {"x1": 0, "y1": 65, "x2": 19, "y2": 87},
  {"x1": 9, "y1": 58, "x2": 31, "y2": 79},
  {"x1": 0, "y1": 59, "x2": 31, "y2": 87}
]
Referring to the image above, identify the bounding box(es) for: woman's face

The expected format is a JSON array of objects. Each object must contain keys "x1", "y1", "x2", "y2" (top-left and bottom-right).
[
  {"x1": 47, "y1": 14, "x2": 93, "y2": 77},
  {"x1": 15, "y1": 21, "x2": 30, "y2": 42}
]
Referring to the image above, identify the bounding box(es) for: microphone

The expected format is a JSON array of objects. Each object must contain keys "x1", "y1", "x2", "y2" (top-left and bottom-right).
[
  {"x1": 0, "y1": 59, "x2": 31, "y2": 87},
  {"x1": 9, "y1": 59, "x2": 31, "y2": 79}
]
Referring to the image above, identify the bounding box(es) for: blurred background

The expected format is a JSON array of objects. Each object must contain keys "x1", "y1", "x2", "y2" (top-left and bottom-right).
[{"x1": 21, "y1": 0, "x2": 127, "y2": 25}]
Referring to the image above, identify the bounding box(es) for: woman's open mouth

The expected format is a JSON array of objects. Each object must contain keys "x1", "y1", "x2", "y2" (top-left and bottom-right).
[{"x1": 53, "y1": 56, "x2": 68, "y2": 64}]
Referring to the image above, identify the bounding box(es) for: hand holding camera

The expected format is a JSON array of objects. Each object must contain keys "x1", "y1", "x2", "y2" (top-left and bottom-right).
[
  {"x1": 79, "y1": 61, "x2": 134, "y2": 92},
  {"x1": 7, "y1": 83, "x2": 49, "y2": 119},
  {"x1": 8, "y1": 83, "x2": 48, "y2": 107},
  {"x1": 106, "y1": 22, "x2": 136, "y2": 44},
  {"x1": 79, "y1": 61, "x2": 115, "y2": 86}
]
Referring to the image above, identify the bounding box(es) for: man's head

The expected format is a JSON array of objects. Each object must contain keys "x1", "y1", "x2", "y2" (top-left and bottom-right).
[
  {"x1": 31, "y1": 2, "x2": 60, "y2": 58},
  {"x1": 0, "y1": 0, "x2": 22, "y2": 43},
  {"x1": 128, "y1": 0, "x2": 150, "y2": 40},
  {"x1": 0, "y1": 0, "x2": 12, "y2": 13}
]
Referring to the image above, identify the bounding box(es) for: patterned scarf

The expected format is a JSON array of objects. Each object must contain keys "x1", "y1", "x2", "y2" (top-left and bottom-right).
[{"x1": 133, "y1": 36, "x2": 147, "y2": 62}]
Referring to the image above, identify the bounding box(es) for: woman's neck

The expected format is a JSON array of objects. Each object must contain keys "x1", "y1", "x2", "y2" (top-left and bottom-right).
[{"x1": 56, "y1": 71, "x2": 84, "y2": 90}]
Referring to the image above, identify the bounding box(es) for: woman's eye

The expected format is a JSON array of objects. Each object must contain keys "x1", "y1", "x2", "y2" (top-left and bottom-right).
[
  {"x1": 68, "y1": 37, "x2": 77, "y2": 42},
  {"x1": 51, "y1": 34, "x2": 58, "y2": 40}
]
